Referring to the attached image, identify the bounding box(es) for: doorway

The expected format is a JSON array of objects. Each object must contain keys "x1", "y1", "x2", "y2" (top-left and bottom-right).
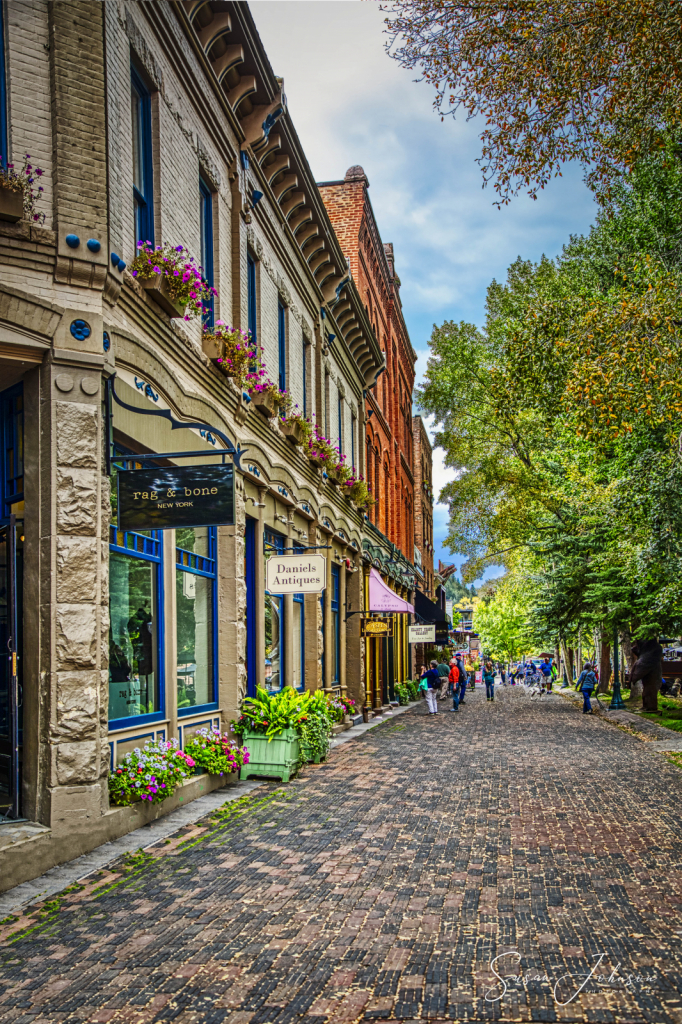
[{"x1": 0, "y1": 518, "x2": 22, "y2": 819}]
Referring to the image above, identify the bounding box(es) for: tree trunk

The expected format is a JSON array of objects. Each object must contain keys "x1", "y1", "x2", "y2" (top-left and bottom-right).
[
  {"x1": 599, "y1": 638, "x2": 611, "y2": 694},
  {"x1": 630, "y1": 638, "x2": 662, "y2": 712},
  {"x1": 560, "y1": 640, "x2": 569, "y2": 684},
  {"x1": 577, "y1": 631, "x2": 582, "y2": 671},
  {"x1": 620, "y1": 629, "x2": 641, "y2": 701}
]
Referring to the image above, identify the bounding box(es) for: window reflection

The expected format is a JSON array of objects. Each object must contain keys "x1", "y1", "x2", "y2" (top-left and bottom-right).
[
  {"x1": 265, "y1": 593, "x2": 283, "y2": 692},
  {"x1": 108, "y1": 552, "x2": 158, "y2": 719}
]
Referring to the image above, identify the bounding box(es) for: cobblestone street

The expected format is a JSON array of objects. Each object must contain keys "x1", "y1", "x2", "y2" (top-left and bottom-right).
[{"x1": 2, "y1": 687, "x2": 682, "y2": 1024}]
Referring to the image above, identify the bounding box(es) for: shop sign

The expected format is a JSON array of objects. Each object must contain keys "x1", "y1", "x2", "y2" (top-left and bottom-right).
[
  {"x1": 362, "y1": 618, "x2": 393, "y2": 637},
  {"x1": 266, "y1": 553, "x2": 326, "y2": 594},
  {"x1": 408, "y1": 623, "x2": 435, "y2": 643},
  {"x1": 117, "y1": 464, "x2": 234, "y2": 530},
  {"x1": 469, "y1": 637, "x2": 481, "y2": 651}
]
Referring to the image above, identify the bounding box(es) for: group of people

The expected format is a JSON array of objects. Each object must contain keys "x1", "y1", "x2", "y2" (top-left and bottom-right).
[{"x1": 418, "y1": 655, "x2": 563, "y2": 715}]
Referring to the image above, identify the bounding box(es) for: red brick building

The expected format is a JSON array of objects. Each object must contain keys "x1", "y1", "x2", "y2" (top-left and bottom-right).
[
  {"x1": 413, "y1": 415, "x2": 435, "y2": 600},
  {"x1": 318, "y1": 166, "x2": 417, "y2": 563}
]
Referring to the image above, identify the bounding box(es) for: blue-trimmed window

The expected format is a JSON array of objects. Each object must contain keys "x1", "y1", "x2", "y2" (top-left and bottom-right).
[
  {"x1": 176, "y1": 527, "x2": 217, "y2": 714},
  {"x1": 244, "y1": 518, "x2": 257, "y2": 697},
  {"x1": 331, "y1": 564, "x2": 340, "y2": 687},
  {"x1": 0, "y1": 1, "x2": 7, "y2": 170},
  {"x1": 247, "y1": 251, "x2": 257, "y2": 345},
  {"x1": 293, "y1": 544, "x2": 305, "y2": 691},
  {"x1": 320, "y1": 594, "x2": 325, "y2": 684},
  {"x1": 337, "y1": 395, "x2": 343, "y2": 455},
  {"x1": 264, "y1": 528, "x2": 285, "y2": 692},
  {"x1": 108, "y1": 522, "x2": 163, "y2": 728},
  {"x1": 351, "y1": 415, "x2": 356, "y2": 471},
  {"x1": 131, "y1": 64, "x2": 154, "y2": 245},
  {"x1": 200, "y1": 177, "x2": 214, "y2": 329},
  {"x1": 1, "y1": 385, "x2": 23, "y2": 523},
  {"x1": 278, "y1": 300, "x2": 286, "y2": 394},
  {"x1": 302, "y1": 336, "x2": 308, "y2": 416}
]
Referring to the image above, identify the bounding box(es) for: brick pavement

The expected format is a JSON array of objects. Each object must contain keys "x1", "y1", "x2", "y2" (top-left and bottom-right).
[{"x1": 2, "y1": 687, "x2": 682, "y2": 1024}]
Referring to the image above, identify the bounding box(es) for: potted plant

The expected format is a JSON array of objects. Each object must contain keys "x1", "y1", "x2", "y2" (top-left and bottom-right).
[
  {"x1": 304, "y1": 426, "x2": 337, "y2": 470},
  {"x1": 131, "y1": 241, "x2": 216, "y2": 320},
  {"x1": 203, "y1": 322, "x2": 260, "y2": 388},
  {"x1": 249, "y1": 378, "x2": 290, "y2": 419},
  {"x1": 233, "y1": 686, "x2": 309, "y2": 782},
  {"x1": 348, "y1": 477, "x2": 375, "y2": 512},
  {"x1": 108, "y1": 738, "x2": 194, "y2": 806},
  {"x1": 279, "y1": 409, "x2": 312, "y2": 446},
  {"x1": 0, "y1": 154, "x2": 45, "y2": 224},
  {"x1": 300, "y1": 690, "x2": 334, "y2": 762},
  {"x1": 183, "y1": 726, "x2": 250, "y2": 777}
]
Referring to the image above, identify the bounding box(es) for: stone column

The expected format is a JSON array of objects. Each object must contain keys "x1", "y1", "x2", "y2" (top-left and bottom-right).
[
  {"x1": 283, "y1": 510, "x2": 294, "y2": 688},
  {"x1": 217, "y1": 480, "x2": 246, "y2": 719},
  {"x1": 40, "y1": 349, "x2": 109, "y2": 834}
]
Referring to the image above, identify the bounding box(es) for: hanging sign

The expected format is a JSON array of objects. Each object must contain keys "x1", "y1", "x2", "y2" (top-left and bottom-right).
[
  {"x1": 117, "y1": 464, "x2": 234, "y2": 531},
  {"x1": 435, "y1": 622, "x2": 450, "y2": 644},
  {"x1": 362, "y1": 618, "x2": 393, "y2": 637},
  {"x1": 408, "y1": 623, "x2": 435, "y2": 643},
  {"x1": 266, "y1": 553, "x2": 326, "y2": 594}
]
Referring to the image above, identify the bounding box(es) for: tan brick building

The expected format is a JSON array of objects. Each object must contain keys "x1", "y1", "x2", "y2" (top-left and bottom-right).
[{"x1": 0, "y1": 0, "x2": 382, "y2": 890}]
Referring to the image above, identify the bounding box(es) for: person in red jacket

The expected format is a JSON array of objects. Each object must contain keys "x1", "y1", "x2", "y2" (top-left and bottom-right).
[{"x1": 449, "y1": 659, "x2": 460, "y2": 712}]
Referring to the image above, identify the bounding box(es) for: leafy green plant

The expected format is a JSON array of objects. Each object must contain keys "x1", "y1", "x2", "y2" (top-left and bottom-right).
[
  {"x1": 130, "y1": 241, "x2": 216, "y2": 320},
  {"x1": 299, "y1": 710, "x2": 331, "y2": 762},
  {"x1": 233, "y1": 686, "x2": 311, "y2": 741},
  {"x1": 395, "y1": 682, "x2": 410, "y2": 705},
  {"x1": 0, "y1": 153, "x2": 45, "y2": 223},
  {"x1": 184, "y1": 727, "x2": 250, "y2": 775}
]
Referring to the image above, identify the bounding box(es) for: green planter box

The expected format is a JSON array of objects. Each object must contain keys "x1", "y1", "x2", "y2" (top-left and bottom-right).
[
  {"x1": 301, "y1": 741, "x2": 325, "y2": 764},
  {"x1": 239, "y1": 727, "x2": 300, "y2": 783}
]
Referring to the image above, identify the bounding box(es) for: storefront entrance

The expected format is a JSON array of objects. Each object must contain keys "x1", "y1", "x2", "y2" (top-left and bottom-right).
[{"x1": 0, "y1": 519, "x2": 22, "y2": 819}]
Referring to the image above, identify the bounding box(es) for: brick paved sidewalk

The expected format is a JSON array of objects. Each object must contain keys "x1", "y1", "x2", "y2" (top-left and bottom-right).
[{"x1": 2, "y1": 686, "x2": 682, "y2": 1024}]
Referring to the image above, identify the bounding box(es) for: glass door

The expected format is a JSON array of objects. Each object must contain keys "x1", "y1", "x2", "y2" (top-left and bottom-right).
[{"x1": 0, "y1": 517, "x2": 22, "y2": 819}]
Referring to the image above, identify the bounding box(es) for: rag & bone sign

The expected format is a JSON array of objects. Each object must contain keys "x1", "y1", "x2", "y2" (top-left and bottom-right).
[{"x1": 117, "y1": 465, "x2": 234, "y2": 530}]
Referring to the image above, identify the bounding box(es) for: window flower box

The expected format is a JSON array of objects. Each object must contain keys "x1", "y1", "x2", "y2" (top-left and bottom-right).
[
  {"x1": 238, "y1": 726, "x2": 300, "y2": 783},
  {"x1": 140, "y1": 273, "x2": 188, "y2": 319},
  {"x1": 279, "y1": 418, "x2": 307, "y2": 445},
  {"x1": 252, "y1": 389, "x2": 279, "y2": 418},
  {"x1": 0, "y1": 183, "x2": 24, "y2": 223}
]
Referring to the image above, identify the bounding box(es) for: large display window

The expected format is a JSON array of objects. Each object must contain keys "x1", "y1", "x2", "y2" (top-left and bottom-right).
[
  {"x1": 175, "y1": 526, "x2": 217, "y2": 712},
  {"x1": 264, "y1": 528, "x2": 285, "y2": 693}
]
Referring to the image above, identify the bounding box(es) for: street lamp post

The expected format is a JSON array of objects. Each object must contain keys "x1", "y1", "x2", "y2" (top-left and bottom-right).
[{"x1": 609, "y1": 627, "x2": 626, "y2": 710}]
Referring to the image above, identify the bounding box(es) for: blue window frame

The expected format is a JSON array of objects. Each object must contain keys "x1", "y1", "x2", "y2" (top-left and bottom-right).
[
  {"x1": 320, "y1": 594, "x2": 325, "y2": 684},
  {"x1": 331, "y1": 564, "x2": 340, "y2": 687},
  {"x1": 293, "y1": 544, "x2": 305, "y2": 691},
  {"x1": 302, "y1": 337, "x2": 307, "y2": 416},
  {"x1": 351, "y1": 415, "x2": 356, "y2": 471},
  {"x1": 264, "y1": 528, "x2": 285, "y2": 692},
  {"x1": 176, "y1": 527, "x2": 218, "y2": 715},
  {"x1": 247, "y1": 251, "x2": 257, "y2": 345},
  {"x1": 278, "y1": 300, "x2": 286, "y2": 394},
  {"x1": 1, "y1": 384, "x2": 23, "y2": 523},
  {"x1": 131, "y1": 64, "x2": 154, "y2": 245},
  {"x1": 244, "y1": 518, "x2": 257, "y2": 697},
  {"x1": 200, "y1": 177, "x2": 214, "y2": 329},
  {"x1": 337, "y1": 395, "x2": 343, "y2": 455},
  {"x1": 0, "y1": 1, "x2": 7, "y2": 169}
]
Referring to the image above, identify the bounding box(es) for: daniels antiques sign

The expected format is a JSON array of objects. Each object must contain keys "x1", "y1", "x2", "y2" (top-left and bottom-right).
[
  {"x1": 266, "y1": 554, "x2": 326, "y2": 594},
  {"x1": 117, "y1": 465, "x2": 234, "y2": 531}
]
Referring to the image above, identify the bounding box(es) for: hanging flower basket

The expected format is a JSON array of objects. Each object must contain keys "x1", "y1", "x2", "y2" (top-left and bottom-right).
[
  {"x1": 279, "y1": 417, "x2": 307, "y2": 445},
  {"x1": 0, "y1": 183, "x2": 24, "y2": 223},
  {"x1": 140, "y1": 273, "x2": 188, "y2": 319}
]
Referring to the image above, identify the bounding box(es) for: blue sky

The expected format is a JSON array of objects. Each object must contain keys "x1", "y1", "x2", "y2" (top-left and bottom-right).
[{"x1": 251, "y1": 0, "x2": 599, "y2": 582}]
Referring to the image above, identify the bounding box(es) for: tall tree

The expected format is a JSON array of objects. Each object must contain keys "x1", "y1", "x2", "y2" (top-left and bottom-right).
[{"x1": 384, "y1": 1, "x2": 682, "y2": 203}]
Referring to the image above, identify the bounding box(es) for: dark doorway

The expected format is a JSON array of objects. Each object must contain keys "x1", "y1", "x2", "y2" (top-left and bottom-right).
[{"x1": 0, "y1": 518, "x2": 22, "y2": 819}]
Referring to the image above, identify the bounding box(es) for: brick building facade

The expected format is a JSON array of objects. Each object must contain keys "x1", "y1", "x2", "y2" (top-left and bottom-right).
[
  {"x1": 413, "y1": 415, "x2": 435, "y2": 600},
  {"x1": 0, "y1": 0, "x2": 383, "y2": 891}
]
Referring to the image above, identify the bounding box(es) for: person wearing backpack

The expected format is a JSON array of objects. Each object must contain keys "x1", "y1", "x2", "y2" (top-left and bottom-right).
[
  {"x1": 419, "y1": 661, "x2": 441, "y2": 714},
  {"x1": 455, "y1": 655, "x2": 468, "y2": 705},
  {"x1": 575, "y1": 662, "x2": 597, "y2": 714}
]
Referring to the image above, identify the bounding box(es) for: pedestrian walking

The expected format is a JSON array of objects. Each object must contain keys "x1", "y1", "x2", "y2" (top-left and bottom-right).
[
  {"x1": 540, "y1": 658, "x2": 552, "y2": 691},
  {"x1": 575, "y1": 662, "x2": 597, "y2": 714},
  {"x1": 456, "y1": 655, "x2": 468, "y2": 705},
  {"x1": 483, "y1": 660, "x2": 496, "y2": 701},
  {"x1": 419, "y1": 661, "x2": 441, "y2": 714},
  {"x1": 448, "y1": 659, "x2": 460, "y2": 712},
  {"x1": 437, "y1": 659, "x2": 450, "y2": 699}
]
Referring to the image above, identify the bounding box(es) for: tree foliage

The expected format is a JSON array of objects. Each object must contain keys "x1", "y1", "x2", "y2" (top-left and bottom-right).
[{"x1": 383, "y1": 1, "x2": 682, "y2": 203}]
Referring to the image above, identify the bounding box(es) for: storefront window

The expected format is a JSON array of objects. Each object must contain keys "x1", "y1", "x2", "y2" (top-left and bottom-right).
[
  {"x1": 265, "y1": 528, "x2": 285, "y2": 692},
  {"x1": 331, "y1": 564, "x2": 340, "y2": 686},
  {"x1": 292, "y1": 544, "x2": 305, "y2": 691},
  {"x1": 176, "y1": 527, "x2": 216, "y2": 712},
  {"x1": 108, "y1": 541, "x2": 160, "y2": 723},
  {"x1": 1, "y1": 384, "x2": 24, "y2": 520}
]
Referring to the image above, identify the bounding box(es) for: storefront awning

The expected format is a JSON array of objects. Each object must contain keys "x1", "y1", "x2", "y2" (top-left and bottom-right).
[
  {"x1": 414, "y1": 588, "x2": 446, "y2": 623},
  {"x1": 368, "y1": 568, "x2": 414, "y2": 613}
]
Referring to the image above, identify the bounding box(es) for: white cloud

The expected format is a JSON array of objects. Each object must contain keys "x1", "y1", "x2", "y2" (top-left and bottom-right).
[{"x1": 250, "y1": 0, "x2": 598, "y2": 582}]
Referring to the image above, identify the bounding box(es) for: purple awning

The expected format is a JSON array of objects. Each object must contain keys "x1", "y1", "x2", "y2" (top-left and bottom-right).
[{"x1": 368, "y1": 568, "x2": 414, "y2": 613}]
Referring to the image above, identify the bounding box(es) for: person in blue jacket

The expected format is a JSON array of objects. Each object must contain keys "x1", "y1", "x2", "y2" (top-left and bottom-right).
[
  {"x1": 419, "y1": 661, "x2": 441, "y2": 715},
  {"x1": 575, "y1": 662, "x2": 597, "y2": 714}
]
